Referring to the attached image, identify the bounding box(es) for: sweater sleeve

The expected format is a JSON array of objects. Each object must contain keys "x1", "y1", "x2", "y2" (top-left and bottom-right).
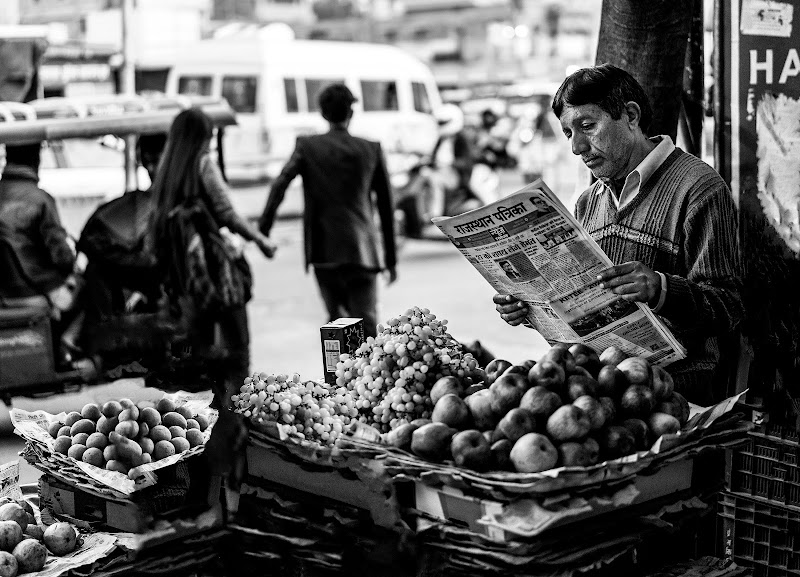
[
  {"x1": 39, "y1": 194, "x2": 75, "y2": 275},
  {"x1": 199, "y1": 154, "x2": 258, "y2": 242},
  {"x1": 658, "y1": 178, "x2": 744, "y2": 335}
]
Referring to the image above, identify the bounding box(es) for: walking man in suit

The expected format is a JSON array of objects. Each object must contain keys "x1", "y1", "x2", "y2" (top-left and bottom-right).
[{"x1": 258, "y1": 83, "x2": 397, "y2": 338}]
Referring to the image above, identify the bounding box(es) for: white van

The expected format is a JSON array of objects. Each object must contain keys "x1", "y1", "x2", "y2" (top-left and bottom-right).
[{"x1": 165, "y1": 36, "x2": 443, "y2": 184}]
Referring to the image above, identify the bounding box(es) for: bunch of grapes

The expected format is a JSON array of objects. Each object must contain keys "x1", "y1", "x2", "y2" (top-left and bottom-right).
[
  {"x1": 336, "y1": 307, "x2": 484, "y2": 433},
  {"x1": 232, "y1": 372, "x2": 358, "y2": 446}
]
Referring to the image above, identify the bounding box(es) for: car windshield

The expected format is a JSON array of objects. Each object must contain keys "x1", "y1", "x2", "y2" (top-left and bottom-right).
[{"x1": 40, "y1": 137, "x2": 125, "y2": 170}]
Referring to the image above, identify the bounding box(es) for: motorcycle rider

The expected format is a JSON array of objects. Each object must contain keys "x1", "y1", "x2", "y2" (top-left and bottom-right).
[{"x1": 416, "y1": 103, "x2": 482, "y2": 230}]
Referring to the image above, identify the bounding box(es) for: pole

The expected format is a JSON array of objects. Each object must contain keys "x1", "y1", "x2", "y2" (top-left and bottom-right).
[{"x1": 122, "y1": 0, "x2": 137, "y2": 192}]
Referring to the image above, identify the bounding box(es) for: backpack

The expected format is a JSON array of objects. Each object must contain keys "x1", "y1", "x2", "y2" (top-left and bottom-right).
[{"x1": 162, "y1": 197, "x2": 252, "y2": 316}]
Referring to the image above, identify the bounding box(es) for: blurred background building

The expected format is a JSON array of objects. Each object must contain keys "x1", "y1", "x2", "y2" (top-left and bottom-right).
[{"x1": 6, "y1": 0, "x2": 601, "y2": 97}]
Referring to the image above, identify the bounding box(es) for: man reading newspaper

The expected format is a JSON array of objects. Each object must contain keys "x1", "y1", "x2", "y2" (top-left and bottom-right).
[{"x1": 494, "y1": 64, "x2": 744, "y2": 406}]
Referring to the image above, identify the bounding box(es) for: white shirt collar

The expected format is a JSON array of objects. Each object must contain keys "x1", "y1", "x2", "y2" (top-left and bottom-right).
[{"x1": 601, "y1": 135, "x2": 676, "y2": 210}]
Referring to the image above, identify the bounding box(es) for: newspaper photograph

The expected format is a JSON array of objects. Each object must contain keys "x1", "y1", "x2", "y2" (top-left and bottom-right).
[{"x1": 432, "y1": 179, "x2": 686, "y2": 365}]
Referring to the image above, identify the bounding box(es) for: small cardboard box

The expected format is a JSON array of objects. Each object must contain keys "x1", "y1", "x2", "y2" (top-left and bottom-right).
[
  {"x1": 320, "y1": 318, "x2": 365, "y2": 385},
  {"x1": 39, "y1": 474, "x2": 149, "y2": 533},
  {"x1": 414, "y1": 458, "x2": 695, "y2": 542}
]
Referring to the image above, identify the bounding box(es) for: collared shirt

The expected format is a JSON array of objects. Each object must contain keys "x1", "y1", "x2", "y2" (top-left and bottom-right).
[
  {"x1": 601, "y1": 135, "x2": 676, "y2": 312},
  {"x1": 601, "y1": 135, "x2": 676, "y2": 210}
]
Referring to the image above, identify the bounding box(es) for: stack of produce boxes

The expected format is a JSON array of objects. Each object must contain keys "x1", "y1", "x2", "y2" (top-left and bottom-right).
[
  {"x1": 232, "y1": 307, "x2": 751, "y2": 576},
  {"x1": 720, "y1": 406, "x2": 800, "y2": 576},
  {"x1": 349, "y1": 337, "x2": 752, "y2": 575},
  {"x1": 11, "y1": 389, "x2": 225, "y2": 573}
]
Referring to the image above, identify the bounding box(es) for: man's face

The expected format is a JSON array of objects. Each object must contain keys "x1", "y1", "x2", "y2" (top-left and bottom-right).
[{"x1": 558, "y1": 103, "x2": 637, "y2": 181}]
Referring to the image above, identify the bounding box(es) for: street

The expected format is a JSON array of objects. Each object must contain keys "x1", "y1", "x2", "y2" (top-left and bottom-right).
[{"x1": 1, "y1": 167, "x2": 582, "y2": 484}]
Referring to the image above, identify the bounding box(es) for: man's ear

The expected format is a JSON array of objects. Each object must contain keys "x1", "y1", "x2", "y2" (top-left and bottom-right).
[{"x1": 624, "y1": 101, "x2": 642, "y2": 129}]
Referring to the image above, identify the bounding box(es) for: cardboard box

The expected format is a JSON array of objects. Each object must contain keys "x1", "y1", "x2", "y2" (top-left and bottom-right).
[
  {"x1": 246, "y1": 440, "x2": 397, "y2": 528},
  {"x1": 414, "y1": 458, "x2": 695, "y2": 542},
  {"x1": 39, "y1": 474, "x2": 149, "y2": 533},
  {"x1": 320, "y1": 318, "x2": 365, "y2": 385}
]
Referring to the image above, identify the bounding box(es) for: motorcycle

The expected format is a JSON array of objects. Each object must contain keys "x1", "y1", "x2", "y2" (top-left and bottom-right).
[{"x1": 392, "y1": 153, "x2": 500, "y2": 240}]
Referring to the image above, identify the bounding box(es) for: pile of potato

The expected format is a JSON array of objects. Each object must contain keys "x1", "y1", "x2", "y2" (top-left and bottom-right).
[{"x1": 48, "y1": 397, "x2": 209, "y2": 479}]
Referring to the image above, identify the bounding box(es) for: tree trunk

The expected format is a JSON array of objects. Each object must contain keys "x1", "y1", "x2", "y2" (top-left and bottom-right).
[{"x1": 595, "y1": 0, "x2": 694, "y2": 141}]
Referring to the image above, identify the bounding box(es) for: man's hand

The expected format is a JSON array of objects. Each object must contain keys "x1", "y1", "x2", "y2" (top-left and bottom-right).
[
  {"x1": 493, "y1": 293, "x2": 529, "y2": 326},
  {"x1": 386, "y1": 267, "x2": 398, "y2": 285},
  {"x1": 597, "y1": 261, "x2": 661, "y2": 305},
  {"x1": 255, "y1": 234, "x2": 277, "y2": 259}
]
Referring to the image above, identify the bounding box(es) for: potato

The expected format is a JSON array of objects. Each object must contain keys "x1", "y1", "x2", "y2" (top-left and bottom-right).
[
  {"x1": 103, "y1": 445, "x2": 118, "y2": 461},
  {"x1": 139, "y1": 407, "x2": 161, "y2": 428},
  {"x1": 186, "y1": 419, "x2": 200, "y2": 430},
  {"x1": 53, "y1": 436, "x2": 72, "y2": 455},
  {"x1": 64, "y1": 412, "x2": 82, "y2": 427},
  {"x1": 101, "y1": 401, "x2": 123, "y2": 418},
  {"x1": 153, "y1": 440, "x2": 176, "y2": 460},
  {"x1": 96, "y1": 416, "x2": 118, "y2": 436},
  {"x1": 105, "y1": 460, "x2": 128, "y2": 474},
  {"x1": 156, "y1": 398, "x2": 176, "y2": 414},
  {"x1": 71, "y1": 433, "x2": 89, "y2": 446},
  {"x1": 114, "y1": 420, "x2": 139, "y2": 439},
  {"x1": 171, "y1": 437, "x2": 190, "y2": 453},
  {"x1": 67, "y1": 445, "x2": 87, "y2": 461},
  {"x1": 137, "y1": 437, "x2": 154, "y2": 455},
  {"x1": 149, "y1": 425, "x2": 171, "y2": 443},
  {"x1": 47, "y1": 421, "x2": 64, "y2": 439},
  {"x1": 194, "y1": 414, "x2": 210, "y2": 432},
  {"x1": 57, "y1": 425, "x2": 71, "y2": 438},
  {"x1": 186, "y1": 429, "x2": 204, "y2": 448},
  {"x1": 86, "y1": 432, "x2": 108, "y2": 450},
  {"x1": 118, "y1": 406, "x2": 139, "y2": 422},
  {"x1": 109, "y1": 432, "x2": 142, "y2": 463},
  {"x1": 69, "y1": 419, "x2": 96, "y2": 436},
  {"x1": 82, "y1": 447, "x2": 104, "y2": 468},
  {"x1": 162, "y1": 412, "x2": 187, "y2": 429},
  {"x1": 175, "y1": 405, "x2": 193, "y2": 421},
  {"x1": 168, "y1": 426, "x2": 186, "y2": 439},
  {"x1": 81, "y1": 404, "x2": 102, "y2": 421}
]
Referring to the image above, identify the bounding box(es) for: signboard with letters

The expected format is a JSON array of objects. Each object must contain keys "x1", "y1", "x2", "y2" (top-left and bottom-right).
[{"x1": 719, "y1": 0, "x2": 800, "y2": 402}]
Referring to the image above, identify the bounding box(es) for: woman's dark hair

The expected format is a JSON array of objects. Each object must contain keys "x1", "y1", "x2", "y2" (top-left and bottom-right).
[
  {"x1": 318, "y1": 83, "x2": 356, "y2": 123},
  {"x1": 551, "y1": 64, "x2": 653, "y2": 133},
  {"x1": 150, "y1": 108, "x2": 213, "y2": 241},
  {"x1": 4, "y1": 143, "x2": 41, "y2": 172}
]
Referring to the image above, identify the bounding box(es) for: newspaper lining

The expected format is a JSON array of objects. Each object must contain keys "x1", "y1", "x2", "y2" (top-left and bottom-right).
[
  {"x1": 11, "y1": 390, "x2": 218, "y2": 496},
  {"x1": 432, "y1": 179, "x2": 687, "y2": 365}
]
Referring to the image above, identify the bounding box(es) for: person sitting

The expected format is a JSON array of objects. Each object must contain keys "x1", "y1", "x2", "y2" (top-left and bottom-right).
[{"x1": 0, "y1": 143, "x2": 81, "y2": 365}]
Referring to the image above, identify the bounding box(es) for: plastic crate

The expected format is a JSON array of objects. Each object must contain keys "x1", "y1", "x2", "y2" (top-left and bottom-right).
[
  {"x1": 728, "y1": 428, "x2": 800, "y2": 508},
  {"x1": 719, "y1": 491, "x2": 800, "y2": 577}
]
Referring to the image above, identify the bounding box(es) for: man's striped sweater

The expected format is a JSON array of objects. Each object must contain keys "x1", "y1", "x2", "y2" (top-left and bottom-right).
[{"x1": 575, "y1": 148, "x2": 745, "y2": 404}]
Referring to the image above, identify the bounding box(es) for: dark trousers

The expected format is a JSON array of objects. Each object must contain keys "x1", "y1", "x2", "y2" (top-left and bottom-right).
[
  {"x1": 314, "y1": 267, "x2": 379, "y2": 338},
  {"x1": 194, "y1": 304, "x2": 250, "y2": 406}
]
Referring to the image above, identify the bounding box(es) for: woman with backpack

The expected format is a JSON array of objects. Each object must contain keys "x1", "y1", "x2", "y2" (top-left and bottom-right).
[{"x1": 149, "y1": 108, "x2": 276, "y2": 405}]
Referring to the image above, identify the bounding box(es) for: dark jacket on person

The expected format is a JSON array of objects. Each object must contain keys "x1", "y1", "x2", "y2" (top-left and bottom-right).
[
  {"x1": 258, "y1": 127, "x2": 396, "y2": 272},
  {"x1": 0, "y1": 164, "x2": 75, "y2": 294}
]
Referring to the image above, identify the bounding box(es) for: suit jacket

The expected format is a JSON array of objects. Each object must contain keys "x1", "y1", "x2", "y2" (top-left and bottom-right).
[{"x1": 258, "y1": 127, "x2": 396, "y2": 272}]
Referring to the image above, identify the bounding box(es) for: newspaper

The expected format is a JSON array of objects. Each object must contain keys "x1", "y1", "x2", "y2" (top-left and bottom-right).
[{"x1": 432, "y1": 179, "x2": 686, "y2": 365}]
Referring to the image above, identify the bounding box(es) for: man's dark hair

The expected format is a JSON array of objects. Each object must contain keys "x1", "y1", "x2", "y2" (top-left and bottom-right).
[
  {"x1": 318, "y1": 83, "x2": 356, "y2": 124},
  {"x1": 551, "y1": 64, "x2": 653, "y2": 134},
  {"x1": 4, "y1": 143, "x2": 41, "y2": 172}
]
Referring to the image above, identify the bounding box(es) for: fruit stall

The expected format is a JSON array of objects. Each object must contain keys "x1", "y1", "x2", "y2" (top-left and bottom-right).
[
  {"x1": 0, "y1": 307, "x2": 759, "y2": 577},
  {"x1": 228, "y1": 307, "x2": 753, "y2": 577}
]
